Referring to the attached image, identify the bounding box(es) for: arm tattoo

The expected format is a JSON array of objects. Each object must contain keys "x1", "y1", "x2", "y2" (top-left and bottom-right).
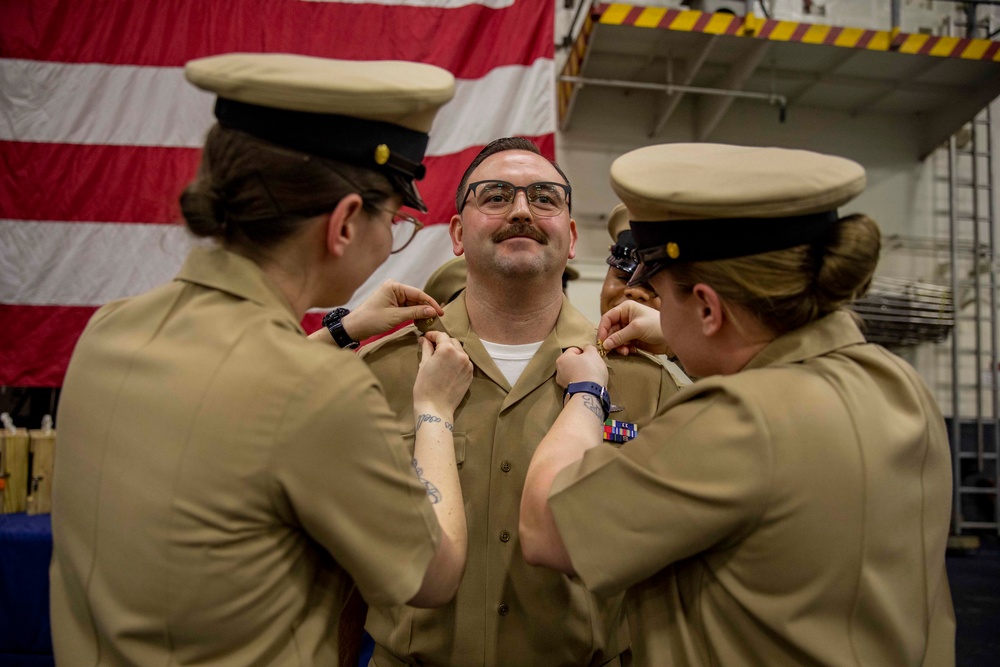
[
  {"x1": 412, "y1": 458, "x2": 442, "y2": 504},
  {"x1": 415, "y1": 413, "x2": 442, "y2": 432},
  {"x1": 445, "y1": 422, "x2": 453, "y2": 432},
  {"x1": 580, "y1": 394, "x2": 604, "y2": 420}
]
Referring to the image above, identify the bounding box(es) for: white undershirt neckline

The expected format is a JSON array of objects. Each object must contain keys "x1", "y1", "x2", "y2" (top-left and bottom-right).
[{"x1": 479, "y1": 339, "x2": 543, "y2": 387}]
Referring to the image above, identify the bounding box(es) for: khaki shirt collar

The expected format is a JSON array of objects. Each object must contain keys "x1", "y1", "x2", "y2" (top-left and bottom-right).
[
  {"x1": 175, "y1": 245, "x2": 304, "y2": 334},
  {"x1": 432, "y1": 292, "x2": 599, "y2": 407},
  {"x1": 743, "y1": 310, "x2": 866, "y2": 371}
]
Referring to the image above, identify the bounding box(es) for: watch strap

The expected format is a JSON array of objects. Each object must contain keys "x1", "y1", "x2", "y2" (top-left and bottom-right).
[
  {"x1": 322, "y1": 307, "x2": 360, "y2": 350},
  {"x1": 564, "y1": 381, "x2": 611, "y2": 421}
]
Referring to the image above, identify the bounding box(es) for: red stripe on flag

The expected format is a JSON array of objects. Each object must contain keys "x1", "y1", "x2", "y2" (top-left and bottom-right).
[
  {"x1": 0, "y1": 142, "x2": 201, "y2": 224},
  {"x1": 0, "y1": 0, "x2": 551, "y2": 79},
  {"x1": 1, "y1": 134, "x2": 555, "y2": 227},
  {"x1": 301, "y1": 312, "x2": 325, "y2": 336},
  {"x1": 0, "y1": 304, "x2": 98, "y2": 386},
  {"x1": 0, "y1": 305, "x2": 413, "y2": 386}
]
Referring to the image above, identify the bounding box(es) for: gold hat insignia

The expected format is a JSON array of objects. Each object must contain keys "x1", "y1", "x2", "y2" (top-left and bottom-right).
[
  {"x1": 666, "y1": 242, "x2": 680, "y2": 259},
  {"x1": 374, "y1": 144, "x2": 391, "y2": 165}
]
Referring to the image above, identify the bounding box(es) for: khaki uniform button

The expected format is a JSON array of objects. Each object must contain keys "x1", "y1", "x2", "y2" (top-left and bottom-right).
[
  {"x1": 501, "y1": 460, "x2": 511, "y2": 473},
  {"x1": 497, "y1": 603, "x2": 509, "y2": 616},
  {"x1": 499, "y1": 530, "x2": 510, "y2": 543}
]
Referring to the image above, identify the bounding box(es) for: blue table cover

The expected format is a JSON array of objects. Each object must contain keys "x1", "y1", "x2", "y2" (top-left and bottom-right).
[{"x1": 0, "y1": 513, "x2": 54, "y2": 666}]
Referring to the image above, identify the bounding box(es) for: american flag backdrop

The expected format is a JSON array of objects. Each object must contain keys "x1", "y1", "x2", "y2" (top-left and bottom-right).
[{"x1": 0, "y1": 0, "x2": 556, "y2": 387}]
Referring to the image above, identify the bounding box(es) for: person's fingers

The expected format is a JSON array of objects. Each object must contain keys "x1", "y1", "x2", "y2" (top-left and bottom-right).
[
  {"x1": 417, "y1": 335, "x2": 433, "y2": 366},
  {"x1": 422, "y1": 330, "x2": 452, "y2": 348},
  {"x1": 395, "y1": 305, "x2": 437, "y2": 322},
  {"x1": 392, "y1": 281, "x2": 445, "y2": 315},
  {"x1": 602, "y1": 329, "x2": 623, "y2": 351},
  {"x1": 597, "y1": 304, "x2": 628, "y2": 341}
]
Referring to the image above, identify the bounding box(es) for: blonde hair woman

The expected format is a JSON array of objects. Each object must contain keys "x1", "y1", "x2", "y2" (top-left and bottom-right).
[{"x1": 521, "y1": 143, "x2": 955, "y2": 666}]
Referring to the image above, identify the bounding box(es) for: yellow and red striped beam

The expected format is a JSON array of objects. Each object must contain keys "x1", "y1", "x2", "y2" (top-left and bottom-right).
[
  {"x1": 593, "y1": 2, "x2": 1000, "y2": 61},
  {"x1": 558, "y1": 9, "x2": 597, "y2": 124}
]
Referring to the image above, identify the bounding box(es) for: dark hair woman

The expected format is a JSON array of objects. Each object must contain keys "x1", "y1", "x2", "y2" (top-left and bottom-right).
[{"x1": 51, "y1": 53, "x2": 472, "y2": 666}]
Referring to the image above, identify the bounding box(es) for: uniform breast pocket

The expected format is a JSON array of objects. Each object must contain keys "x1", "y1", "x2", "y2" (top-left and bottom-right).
[{"x1": 403, "y1": 432, "x2": 467, "y2": 469}]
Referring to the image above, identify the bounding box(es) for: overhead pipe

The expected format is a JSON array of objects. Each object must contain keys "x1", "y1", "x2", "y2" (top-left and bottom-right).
[{"x1": 557, "y1": 75, "x2": 788, "y2": 122}]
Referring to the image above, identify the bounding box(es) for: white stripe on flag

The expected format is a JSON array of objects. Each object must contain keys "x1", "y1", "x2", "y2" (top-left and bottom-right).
[
  {"x1": 0, "y1": 219, "x2": 455, "y2": 307},
  {"x1": 0, "y1": 220, "x2": 194, "y2": 306},
  {"x1": 0, "y1": 60, "x2": 215, "y2": 148},
  {"x1": 430, "y1": 59, "x2": 555, "y2": 156},
  {"x1": 0, "y1": 58, "x2": 555, "y2": 156}
]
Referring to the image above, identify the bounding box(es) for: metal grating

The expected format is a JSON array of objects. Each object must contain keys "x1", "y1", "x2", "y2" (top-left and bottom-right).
[{"x1": 851, "y1": 276, "x2": 954, "y2": 347}]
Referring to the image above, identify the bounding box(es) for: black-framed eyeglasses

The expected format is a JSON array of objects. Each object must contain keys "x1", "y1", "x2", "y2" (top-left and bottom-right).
[
  {"x1": 460, "y1": 180, "x2": 571, "y2": 217},
  {"x1": 371, "y1": 205, "x2": 424, "y2": 254}
]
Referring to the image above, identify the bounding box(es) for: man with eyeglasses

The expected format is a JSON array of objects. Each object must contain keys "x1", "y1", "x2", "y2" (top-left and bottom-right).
[{"x1": 359, "y1": 137, "x2": 683, "y2": 667}]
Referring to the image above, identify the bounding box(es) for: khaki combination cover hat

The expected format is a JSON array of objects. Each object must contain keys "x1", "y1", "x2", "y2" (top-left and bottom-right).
[
  {"x1": 185, "y1": 53, "x2": 456, "y2": 212},
  {"x1": 606, "y1": 203, "x2": 639, "y2": 275},
  {"x1": 607, "y1": 203, "x2": 631, "y2": 242},
  {"x1": 610, "y1": 143, "x2": 866, "y2": 285}
]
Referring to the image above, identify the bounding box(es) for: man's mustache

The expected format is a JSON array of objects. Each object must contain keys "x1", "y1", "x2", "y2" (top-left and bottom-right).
[{"x1": 492, "y1": 224, "x2": 548, "y2": 245}]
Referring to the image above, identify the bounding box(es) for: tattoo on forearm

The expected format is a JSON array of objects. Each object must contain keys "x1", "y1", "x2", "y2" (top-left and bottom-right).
[
  {"x1": 412, "y1": 458, "x2": 443, "y2": 504},
  {"x1": 581, "y1": 394, "x2": 604, "y2": 420},
  {"x1": 415, "y1": 413, "x2": 442, "y2": 432},
  {"x1": 445, "y1": 422, "x2": 453, "y2": 432}
]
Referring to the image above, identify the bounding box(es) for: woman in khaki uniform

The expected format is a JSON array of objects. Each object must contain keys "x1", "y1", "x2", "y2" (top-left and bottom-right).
[
  {"x1": 521, "y1": 143, "x2": 955, "y2": 666},
  {"x1": 50, "y1": 54, "x2": 472, "y2": 666}
]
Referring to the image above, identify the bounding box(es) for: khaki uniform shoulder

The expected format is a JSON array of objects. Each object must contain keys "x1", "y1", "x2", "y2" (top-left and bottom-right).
[
  {"x1": 358, "y1": 323, "x2": 421, "y2": 360},
  {"x1": 605, "y1": 348, "x2": 670, "y2": 378}
]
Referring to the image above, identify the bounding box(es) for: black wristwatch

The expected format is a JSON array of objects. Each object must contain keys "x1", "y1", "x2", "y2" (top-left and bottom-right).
[
  {"x1": 322, "y1": 307, "x2": 359, "y2": 350},
  {"x1": 564, "y1": 382, "x2": 611, "y2": 421}
]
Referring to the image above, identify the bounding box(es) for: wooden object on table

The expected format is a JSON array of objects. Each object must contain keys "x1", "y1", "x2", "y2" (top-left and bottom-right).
[
  {"x1": 26, "y1": 427, "x2": 56, "y2": 516},
  {"x1": 1, "y1": 428, "x2": 30, "y2": 514}
]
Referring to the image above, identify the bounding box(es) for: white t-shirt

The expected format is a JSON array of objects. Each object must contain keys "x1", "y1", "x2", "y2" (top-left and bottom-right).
[{"x1": 480, "y1": 339, "x2": 543, "y2": 387}]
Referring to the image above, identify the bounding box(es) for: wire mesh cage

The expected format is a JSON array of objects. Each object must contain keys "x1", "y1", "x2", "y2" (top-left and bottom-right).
[{"x1": 850, "y1": 276, "x2": 954, "y2": 347}]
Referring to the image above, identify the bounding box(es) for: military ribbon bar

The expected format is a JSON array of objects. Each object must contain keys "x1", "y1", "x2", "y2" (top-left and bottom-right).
[{"x1": 603, "y1": 418, "x2": 637, "y2": 444}]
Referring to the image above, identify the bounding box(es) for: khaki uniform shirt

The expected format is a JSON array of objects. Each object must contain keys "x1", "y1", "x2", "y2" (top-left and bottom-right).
[
  {"x1": 361, "y1": 293, "x2": 680, "y2": 667},
  {"x1": 50, "y1": 246, "x2": 440, "y2": 666},
  {"x1": 550, "y1": 311, "x2": 956, "y2": 667}
]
